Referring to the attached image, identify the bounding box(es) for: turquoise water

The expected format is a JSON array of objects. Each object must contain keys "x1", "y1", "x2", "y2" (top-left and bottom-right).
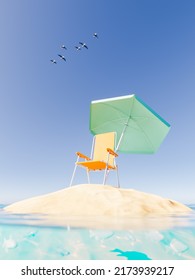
[{"x1": 0, "y1": 204, "x2": 195, "y2": 260}]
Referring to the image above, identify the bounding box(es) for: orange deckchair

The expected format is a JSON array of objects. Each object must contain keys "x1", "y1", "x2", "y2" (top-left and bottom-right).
[{"x1": 70, "y1": 132, "x2": 120, "y2": 187}]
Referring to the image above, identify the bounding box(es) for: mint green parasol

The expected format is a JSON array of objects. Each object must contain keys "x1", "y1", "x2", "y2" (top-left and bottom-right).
[{"x1": 90, "y1": 94, "x2": 170, "y2": 153}]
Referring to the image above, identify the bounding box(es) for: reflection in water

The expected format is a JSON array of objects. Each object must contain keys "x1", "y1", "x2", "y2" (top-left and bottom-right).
[{"x1": 0, "y1": 205, "x2": 195, "y2": 260}]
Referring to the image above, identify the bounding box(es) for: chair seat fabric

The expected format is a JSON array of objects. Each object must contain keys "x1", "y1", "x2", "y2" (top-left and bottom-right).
[{"x1": 77, "y1": 160, "x2": 116, "y2": 171}]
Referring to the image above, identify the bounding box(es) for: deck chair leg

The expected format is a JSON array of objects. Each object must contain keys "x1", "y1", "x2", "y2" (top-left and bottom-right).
[
  {"x1": 70, "y1": 164, "x2": 77, "y2": 186},
  {"x1": 103, "y1": 168, "x2": 107, "y2": 185},
  {"x1": 103, "y1": 152, "x2": 110, "y2": 185},
  {"x1": 103, "y1": 169, "x2": 109, "y2": 185},
  {"x1": 86, "y1": 169, "x2": 90, "y2": 184},
  {"x1": 70, "y1": 156, "x2": 79, "y2": 187},
  {"x1": 116, "y1": 165, "x2": 120, "y2": 188}
]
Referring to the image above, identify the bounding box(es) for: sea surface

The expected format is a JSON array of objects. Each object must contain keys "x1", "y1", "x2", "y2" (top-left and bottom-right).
[{"x1": 0, "y1": 204, "x2": 195, "y2": 260}]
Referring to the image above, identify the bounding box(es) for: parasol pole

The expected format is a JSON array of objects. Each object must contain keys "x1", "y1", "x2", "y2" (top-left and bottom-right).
[
  {"x1": 115, "y1": 123, "x2": 127, "y2": 151},
  {"x1": 115, "y1": 117, "x2": 131, "y2": 151}
]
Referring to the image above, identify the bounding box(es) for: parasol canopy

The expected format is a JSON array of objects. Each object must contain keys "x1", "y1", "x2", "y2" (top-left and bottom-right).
[{"x1": 90, "y1": 94, "x2": 170, "y2": 153}]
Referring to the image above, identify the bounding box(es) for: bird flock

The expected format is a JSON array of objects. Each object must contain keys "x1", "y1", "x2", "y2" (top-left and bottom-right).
[{"x1": 50, "y1": 33, "x2": 98, "y2": 64}]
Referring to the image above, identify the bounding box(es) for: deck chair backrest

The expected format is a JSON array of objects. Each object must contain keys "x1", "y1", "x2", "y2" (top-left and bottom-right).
[{"x1": 92, "y1": 132, "x2": 116, "y2": 167}]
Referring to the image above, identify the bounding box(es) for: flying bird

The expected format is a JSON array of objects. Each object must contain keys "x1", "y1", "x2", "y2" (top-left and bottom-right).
[
  {"x1": 58, "y1": 54, "x2": 66, "y2": 61},
  {"x1": 79, "y1": 42, "x2": 88, "y2": 49},
  {"x1": 50, "y1": 59, "x2": 57, "y2": 64},
  {"x1": 75, "y1": 46, "x2": 81, "y2": 51},
  {"x1": 93, "y1": 33, "x2": 98, "y2": 38},
  {"x1": 61, "y1": 45, "x2": 67, "y2": 50}
]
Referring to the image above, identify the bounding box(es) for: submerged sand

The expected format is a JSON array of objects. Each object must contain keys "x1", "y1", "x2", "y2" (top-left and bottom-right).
[{"x1": 5, "y1": 184, "x2": 190, "y2": 216}]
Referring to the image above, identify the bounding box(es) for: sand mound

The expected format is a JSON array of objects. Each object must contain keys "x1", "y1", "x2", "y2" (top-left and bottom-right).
[{"x1": 5, "y1": 184, "x2": 190, "y2": 217}]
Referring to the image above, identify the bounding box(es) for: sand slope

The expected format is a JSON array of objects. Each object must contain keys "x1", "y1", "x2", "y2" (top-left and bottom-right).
[{"x1": 5, "y1": 184, "x2": 191, "y2": 217}]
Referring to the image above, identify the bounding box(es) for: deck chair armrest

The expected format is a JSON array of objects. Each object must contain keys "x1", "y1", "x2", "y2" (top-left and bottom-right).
[
  {"x1": 107, "y1": 148, "x2": 118, "y2": 157},
  {"x1": 76, "y1": 152, "x2": 91, "y2": 161}
]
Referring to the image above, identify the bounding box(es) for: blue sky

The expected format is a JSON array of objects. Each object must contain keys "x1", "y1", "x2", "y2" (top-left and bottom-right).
[{"x1": 0, "y1": 0, "x2": 195, "y2": 204}]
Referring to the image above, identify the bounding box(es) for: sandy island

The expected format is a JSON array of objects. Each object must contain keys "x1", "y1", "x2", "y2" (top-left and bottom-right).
[{"x1": 5, "y1": 184, "x2": 191, "y2": 216}]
